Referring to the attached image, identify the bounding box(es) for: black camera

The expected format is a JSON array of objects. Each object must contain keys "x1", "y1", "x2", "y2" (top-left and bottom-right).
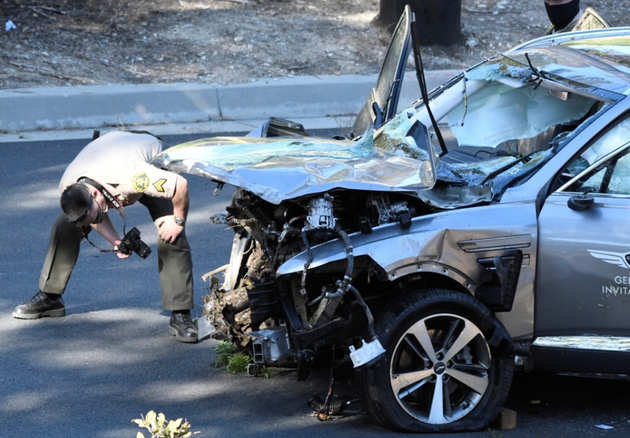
[{"x1": 118, "y1": 227, "x2": 151, "y2": 259}]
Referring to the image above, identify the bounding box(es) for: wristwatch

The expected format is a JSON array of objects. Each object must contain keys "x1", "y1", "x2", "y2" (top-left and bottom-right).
[{"x1": 174, "y1": 217, "x2": 186, "y2": 226}]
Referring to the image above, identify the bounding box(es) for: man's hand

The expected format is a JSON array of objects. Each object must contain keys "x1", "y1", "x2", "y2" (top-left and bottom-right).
[
  {"x1": 157, "y1": 215, "x2": 184, "y2": 244},
  {"x1": 114, "y1": 240, "x2": 131, "y2": 259}
]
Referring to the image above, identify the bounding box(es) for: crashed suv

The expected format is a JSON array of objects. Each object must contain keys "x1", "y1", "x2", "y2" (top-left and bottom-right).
[{"x1": 152, "y1": 6, "x2": 630, "y2": 433}]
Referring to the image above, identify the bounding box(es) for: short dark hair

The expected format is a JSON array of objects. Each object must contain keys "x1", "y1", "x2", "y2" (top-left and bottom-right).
[{"x1": 60, "y1": 183, "x2": 92, "y2": 222}]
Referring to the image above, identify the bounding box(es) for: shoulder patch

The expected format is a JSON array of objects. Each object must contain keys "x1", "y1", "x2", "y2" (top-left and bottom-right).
[
  {"x1": 132, "y1": 172, "x2": 150, "y2": 193},
  {"x1": 153, "y1": 178, "x2": 167, "y2": 193}
]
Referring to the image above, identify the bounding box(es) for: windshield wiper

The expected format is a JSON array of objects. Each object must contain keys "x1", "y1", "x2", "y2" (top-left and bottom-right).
[
  {"x1": 477, "y1": 148, "x2": 555, "y2": 187},
  {"x1": 410, "y1": 19, "x2": 448, "y2": 157},
  {"x1": 524, "y1": 53, "x2": 550, "y2": 89}
]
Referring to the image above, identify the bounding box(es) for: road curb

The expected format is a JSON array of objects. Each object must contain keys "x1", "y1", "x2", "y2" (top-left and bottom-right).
[{"x1": 1, "y1": 70, "x2": 459, "y2": 140}]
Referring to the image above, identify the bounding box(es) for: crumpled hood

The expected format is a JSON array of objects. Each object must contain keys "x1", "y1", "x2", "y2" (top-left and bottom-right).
[{"x1": 152, "y1": 118, "x2": 437, "y2": 205}]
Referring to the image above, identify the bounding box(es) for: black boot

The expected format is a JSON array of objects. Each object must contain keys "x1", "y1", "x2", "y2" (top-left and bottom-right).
[
  {"x1": 13, "y1": 291, "x2": 66, "y2": 319},
  {"x1": 169, "y1": 311, "x2": 198, "y2": 343}
]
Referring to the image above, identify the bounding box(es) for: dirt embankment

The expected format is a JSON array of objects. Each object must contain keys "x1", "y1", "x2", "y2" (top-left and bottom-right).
[{"x1": 0, "y1": 0, "x2": 624, "y2": 90}]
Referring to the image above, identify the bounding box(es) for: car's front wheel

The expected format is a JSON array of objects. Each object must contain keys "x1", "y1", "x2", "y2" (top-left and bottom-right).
[{"x1": 356, "y1": 289, "x2": 514, "y2": 432}]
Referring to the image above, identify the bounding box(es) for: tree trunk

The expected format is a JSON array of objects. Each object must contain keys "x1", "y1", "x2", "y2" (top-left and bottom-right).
[{"x1": 375, "y1": 0, "x2": 462, "y2": 46}]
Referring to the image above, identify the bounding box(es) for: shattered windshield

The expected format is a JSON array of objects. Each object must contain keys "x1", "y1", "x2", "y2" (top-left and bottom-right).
[
  {"x1": 153, "y1": 35, "x2": 624, "y2": 209},
  {"x1": 447, "y1": 78, "x2": 594, "y2": 148},
  {"x1": 415, "y1": 58, "x2": 613, "y2": 201}
]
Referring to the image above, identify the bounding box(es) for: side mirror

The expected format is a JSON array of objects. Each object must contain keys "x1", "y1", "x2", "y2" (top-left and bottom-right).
[{"x1": 568, "y1": 193, "x2": 595, "y2": 211}]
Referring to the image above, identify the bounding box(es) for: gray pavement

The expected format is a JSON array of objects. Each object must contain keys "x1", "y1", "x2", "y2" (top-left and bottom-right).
[{"x1": 0, "y1": 70, "x2": 459, "y2": 142}]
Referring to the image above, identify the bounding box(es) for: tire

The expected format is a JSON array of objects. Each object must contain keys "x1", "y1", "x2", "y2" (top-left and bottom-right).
[{"x1": 355, "y1": 289, "x2": 514, "y2": 432}]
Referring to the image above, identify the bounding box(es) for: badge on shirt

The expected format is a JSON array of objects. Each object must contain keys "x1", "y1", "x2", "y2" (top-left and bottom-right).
[{"x1": 132, "y1": 172, "x2": 150, "y2": 193}]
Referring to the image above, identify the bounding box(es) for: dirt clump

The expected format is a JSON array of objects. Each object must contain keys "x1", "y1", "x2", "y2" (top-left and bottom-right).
[{"x1": 0, "y1": 0, "x2": 624, "y2": 90}]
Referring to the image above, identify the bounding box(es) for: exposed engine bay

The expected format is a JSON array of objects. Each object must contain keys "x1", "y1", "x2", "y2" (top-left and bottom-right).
[{"x1": 205, "y1": 188, "x2": 429, "y2": 373}]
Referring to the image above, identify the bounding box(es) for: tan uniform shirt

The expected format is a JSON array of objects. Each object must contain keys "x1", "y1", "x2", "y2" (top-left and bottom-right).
[{"x1": 59, "y1": 131, "x2": 177, "y2": 206}]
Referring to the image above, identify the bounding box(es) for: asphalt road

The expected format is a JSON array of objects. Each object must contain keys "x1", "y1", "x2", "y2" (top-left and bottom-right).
[{"x1": 2, "y1": 132, "x2": 630, "y2": 437}]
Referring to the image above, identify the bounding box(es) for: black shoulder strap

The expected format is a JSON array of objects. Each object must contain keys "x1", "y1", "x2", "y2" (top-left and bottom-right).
[
  {"x1": 128, "y1": 129, "x2": 164, "y2": 142},
  {"x1": 128, "y1": 129, "x2": 170, "y2": 148},
  {"x1": 78, "y1": 177, "x2": 124, "y2": 213},
  {"x1": 78, "y1": 177, "x2": 128, "y2": 237}
]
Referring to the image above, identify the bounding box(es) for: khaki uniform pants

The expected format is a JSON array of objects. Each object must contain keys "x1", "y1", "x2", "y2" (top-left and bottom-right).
[{"x1": 38, "y1": 196, "x2": 194, "y2": 310}]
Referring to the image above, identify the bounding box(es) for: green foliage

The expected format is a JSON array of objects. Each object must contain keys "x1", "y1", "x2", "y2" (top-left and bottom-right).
[
  {"x1": 212, "y1": 341, "x2": 251, "y2": 374},
  {"x1": 258, "y1": 366, "x2": 272, "y2": 378},
  {"x1": 212, "y1": 341, "x2": 240, "y2": 366},
  {"x1": 226, "y1": 351, "x2": 251, "y2": 374},
  {"x1": 132, "y1": 410, "x2": 200, "y2": 438}
]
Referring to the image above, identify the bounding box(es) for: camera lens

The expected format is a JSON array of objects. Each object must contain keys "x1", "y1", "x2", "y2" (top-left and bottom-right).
[{"x1": 136, "y1": 243, "x2": 151, "y2": 259}]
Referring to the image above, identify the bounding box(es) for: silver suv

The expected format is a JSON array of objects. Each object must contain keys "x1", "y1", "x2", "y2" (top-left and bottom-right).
[{"x1": 153, "y1": 6, "x2": 630, "y2": 433}]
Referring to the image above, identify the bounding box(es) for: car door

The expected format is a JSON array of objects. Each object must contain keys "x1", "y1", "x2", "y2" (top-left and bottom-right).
[{"x1": 536, "y1": 117, "x2": 630, "y2": 342}]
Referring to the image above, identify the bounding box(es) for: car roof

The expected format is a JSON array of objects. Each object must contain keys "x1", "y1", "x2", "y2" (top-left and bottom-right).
[{"x1": 502, "y1": 27, "x2": 630, "y2": 96}]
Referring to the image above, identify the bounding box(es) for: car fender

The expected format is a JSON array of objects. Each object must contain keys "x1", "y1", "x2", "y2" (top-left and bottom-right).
[{"x1": 277, "y1": 204, "x2": 533, "y2": 290}]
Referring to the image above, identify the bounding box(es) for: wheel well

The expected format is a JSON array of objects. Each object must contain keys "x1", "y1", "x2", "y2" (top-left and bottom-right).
[
  {"x1": 359, "y1": 272, "x2": 472, "y2": 319},
  {"x1": 398, "y1": 272, "x2": 470, "y2": 295}
]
